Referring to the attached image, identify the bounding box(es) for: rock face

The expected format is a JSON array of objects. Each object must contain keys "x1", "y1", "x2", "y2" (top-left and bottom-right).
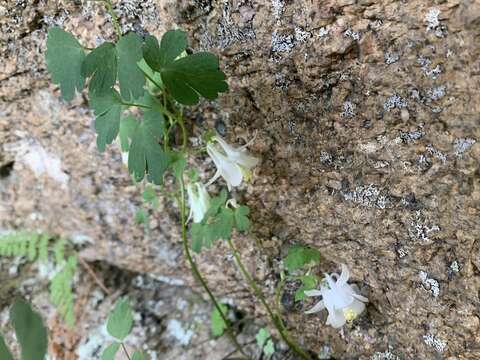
[{"x1": 1, "y1": 0, "x2": 479, "y2": 359}]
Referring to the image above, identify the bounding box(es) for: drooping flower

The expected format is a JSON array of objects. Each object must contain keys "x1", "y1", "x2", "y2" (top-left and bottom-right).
[
  {"x1": 304, "y1": 264, "x2": 368, "y2": 328},
  {"x1": 187, "y1": 182, "x2": 210, "y2": 223},
  {"x1": 206, "y1": 135, "x2": 259, "y2": 190}
]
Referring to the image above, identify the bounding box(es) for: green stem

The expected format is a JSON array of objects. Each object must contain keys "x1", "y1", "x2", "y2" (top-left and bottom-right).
[
  {"x1": 226, "y1": 238, "x2": 313, "y2": 360},
  {"x1": 178, "y1": 178, "x2": 250, "y2": 359},
  {"x1": 120, "y1": 101, "x2": 152, "y2": 109},
  {"x1": 140, "y1": 68, "x2": 164, "y2": 92},
  {"x1": 121, "y1": 343, "x2": 131, "y2": 360},
  {"x1": 103, "y1": 0, "x2": 122, "y2": 39}
]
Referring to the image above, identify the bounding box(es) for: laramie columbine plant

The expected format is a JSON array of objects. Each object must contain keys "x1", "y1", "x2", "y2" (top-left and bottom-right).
[{"x1": 44, "y1": 1, "x2": 323, "y2": 359}]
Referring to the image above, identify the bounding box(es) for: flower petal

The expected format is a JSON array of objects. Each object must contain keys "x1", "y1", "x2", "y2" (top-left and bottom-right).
[
  {"x1": 215, "y1": 136, "x2": 259, "y2": 169},
  {"x1": 326, "y1": 308, "x2": 346, "y2": 328},
  {"x1": 337, "y1": 264, "x2": 350, "y2": 287},
  {"x1": 305, "y1": 300, "x2": 325, "y2": 314},
  {"x1": 304, "y1": 289, "x2": 323, "y2": 297},
  {"x1": 348, "y1": 298, "x2": 366, "y2": 317},
  {"x1": 207, "y1": 144, "x2": 243, "y2": 189}
]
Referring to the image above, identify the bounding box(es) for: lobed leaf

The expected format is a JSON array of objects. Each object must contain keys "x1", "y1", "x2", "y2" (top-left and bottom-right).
[
  {"x1": 283, "y1": 245, "x2": 321, "y2": 272},
  {"x1": 143, "y1": 32, "x2": 228, "y2": 105},
  {"x1": 82, "y1": 42, "x2": 117, "y2": 96},
  {"x1": 89, "y1": 90, "x2": 123, "y2": 152},
  {"x1": 45, "y1": 27, "x2": 86, "y2": 101},
  {"x1": 116, "y1": 32, "x2": 145, "y2": 100}
]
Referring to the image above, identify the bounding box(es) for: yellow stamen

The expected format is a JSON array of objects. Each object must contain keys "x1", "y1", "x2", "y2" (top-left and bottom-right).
[{"x1": 343, "y1": 308, "x2": 357, "y2": 322}]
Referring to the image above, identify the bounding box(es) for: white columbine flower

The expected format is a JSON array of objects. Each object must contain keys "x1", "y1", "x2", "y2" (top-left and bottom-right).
[
  {"x1": 304, "y1": 264, "x2": 368, "y2": 328},
  {"x1": 206, "y1": 135, "x2": 259, "y2": 190},
  {"x1": 187, "y1": 182, "x2": 210, "y2": 223}
]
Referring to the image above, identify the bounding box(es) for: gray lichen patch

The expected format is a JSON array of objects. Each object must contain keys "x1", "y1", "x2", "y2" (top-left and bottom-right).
[
  {"x1": 384, "y1": 93, "x2": 408, "y2": 112},
  {"x1": 423, "y1": 333, "x2": 447, "y2": 353},
  {"x1": 384, "y1": 51, "x2": 400, "y2": 65},
  {"x1": 426, "y1": 144, "x2": 447, "y2": 164},
  {"x1": 341, "y1": 101, "x2": 356, "y2": 118},
  {"x1": 426, "y1": 85, "x2": 446, "y2": 101},
  {"x1": 399, "y1": 124, "x2": 425, "y2": 144},
  {"x1": 342, "y1": 184, "x2": 394, "y2": 209},
  {"x1": 453, "y1": 138, "x2": 476, "y2": 157},
  {"x1": 418, "y1": 56, "x2": 442, "y2": 79},
  {"x1": 408, "y1": 211, "x2": 440, "y2": 242},
  {"x1": 419, "y1": 270, "x2": 440, "y2": 297}
]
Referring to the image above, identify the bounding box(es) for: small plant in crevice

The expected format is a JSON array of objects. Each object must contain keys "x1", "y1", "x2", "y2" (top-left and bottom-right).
[
  {"x1": 43, "y1": 1, "x2": 322, "y2": 359},
  {"x1": 0, "y1": 231, "x2": 77, "y2": 326},
  {"x1": 102, "y1": 297, "x2": 146, "y2": 360}
]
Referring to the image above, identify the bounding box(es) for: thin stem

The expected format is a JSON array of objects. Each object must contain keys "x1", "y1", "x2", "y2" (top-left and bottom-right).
[
  {"x1": 140, "y1": 68, "x2": 164, "y2": 91},
  {"x1": 103, "y1": 0, "x2": 122, "y2": 39},
  {"x1": 121, "y1": 343, "x2": 131, "y2": 360},
  {"x1": 226, "y1": 238, "x2": 313, "y2": 360},
  {"x1": 178, "y1": 178, "x2": 250, "y2": 359},
  {"x1": 120, "y1": 101, "x2": 152, "y2": 109}
]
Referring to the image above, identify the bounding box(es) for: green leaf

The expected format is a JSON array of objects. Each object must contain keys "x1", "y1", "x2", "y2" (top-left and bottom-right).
[
  {"x1": 256, "y1": 328, "x2": 270, "y2": 349},
  {"x1": 102, "y1": 343, "x2": 120, "y2": 360},
  {"x1": 171, "y1": 152, "x2": 186, "y2": 181},
  {"x1": 263, "y1": 339, "x2": 275, "y2": 356},
  {"x1": 0, "y1": 335, "x2": 13, "y2": 360},
  {"x1": 119, "y1": 115, "x2": 137, "y2": 152},
  {"x1": 82, "y1": 42, "x2": 117, "y2": 96},
  {"x1": 137, "y1": 58, "x2": 163, "y2": 92},
  {"x1": 11, "y1": 299, "x2": 48, "y2": 360},
  {"x1": 189, "y1": 190, "x2": 232, "y2": 252},
  {"x1": 128, "y1": 109, "x2": 170, "y2": 184},
  {"x1": 116, "y1": 32, "x2": 145, "y2": 100},
  {"x1": 294, "y1": 275, "x2": 318, "y2": 302},
  {"x1": 89, "y1": 90, "x2": 123, "y2": 152},
  {"x1": 142, "y1": 185, "x2": 159, "y2": 209},
  {"x1": 211, "y1": 304, "x2": 228, "y2": 338},
  {"x1": 135, "y1": 208, "x2": 148, "y2": 225},
  {"x1": 107, "y1": 298, "x2": 134, "y2": 340},
  {"x1": 143, "y1": 32, "x2": 228, "y2": 105},
  {"x1": 234, "y1": 205, "x2": 250, "y2": 232},
  {"x1": 132, "y1": 351, "x2": 147, "y2": 360},
  {"x1": 45, "y1": 27, "x2": 86, "y2": 101},
  {"x1": 283, "y1": 245, "x2": 321, "y2": 272}
]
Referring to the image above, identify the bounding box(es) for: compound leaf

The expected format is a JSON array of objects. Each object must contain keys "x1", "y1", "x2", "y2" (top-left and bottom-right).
[
  {"x1": 283, "y1": 245, "x2": 321, "y2": 272},
  {"x1": 190, "y1": 191, "x2": 233, "y2": 252},
  {"x1": 11, "y1": 299, "x2": 48, "y2": 360},
  {"x1": 89, "y1": 90, "x2": 123, "y2": 152},
  {"x1": 107, "y1": 298, "x2": 133, "y2": 341},
  {"x1": 45, "y1": 27, "x2": 86, "y2": 101},
  {"x1": 128, "y1": 110, "x2": 170, "y2": 184},
  {"x1": 82, "y1": 42, "x2": 117, "y2": 96},
  {"x1": 234, "y1": 205, "x2": 250, "y2": 232},
  {"x1": 143, "y1": 32, "x2": 228, "y2": 105},
  {"x1": 116, "y1": 32, "x2": 145, "y2": 100},
  {"x1": 294, "y1": 275, "x2": 318, "y2": 302},
  {"x1": 119, "y1": 115, "x2": 137, "y2": 152}
]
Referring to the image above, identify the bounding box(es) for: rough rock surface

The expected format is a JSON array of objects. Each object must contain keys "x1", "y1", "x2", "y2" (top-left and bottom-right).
[{"x1": 1, "y1": 0, "x2": 479, "y2": 359}]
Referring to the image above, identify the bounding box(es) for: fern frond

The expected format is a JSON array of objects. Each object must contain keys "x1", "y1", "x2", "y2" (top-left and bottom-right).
[
  {"x1": 50, "y1": 255, "x2": 77, "y2": 326},
  {"x1": 0, "y1": 232, "x2": 41, "y2": 259},
  {"x1": 1, "y1": 231, "x2": 78, "y2": 327}
]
